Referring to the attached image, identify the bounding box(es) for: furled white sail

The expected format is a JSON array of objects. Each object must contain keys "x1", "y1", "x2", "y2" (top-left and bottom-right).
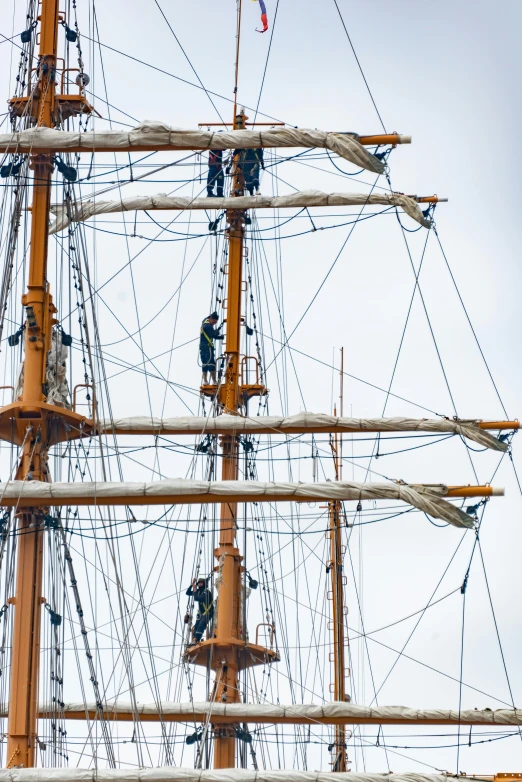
[
  {"x1": 0, "y1": 769, "x2": 489, "y2": 782},
  {"x1": 14, "y1": 331, "x2": 71, "y2": 408},
  {"x1": 99, "y1": 413, "x2": 509, "y2": 451},
  {"x1": 0, "y1": 122, "x2": 386, "y2": 171},
  {"x1": 43, "y1": 701, "x2": 522, "y2": 726},
  {"x1": 46, "y1": 330, "x2": 71, "y2": 408},
  {"x1": 0, "y1": 479, "x2": 497, "y2": 528},
  {"x1": 49, "y1": 191, "x2": 430, "y2": 234}
]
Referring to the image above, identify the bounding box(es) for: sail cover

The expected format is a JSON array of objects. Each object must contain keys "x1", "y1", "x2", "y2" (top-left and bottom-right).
[
  {"x1": 0, "y1": 479, "x2": 485, "y2": 527},
  {"x1": 44, "y1": 701, "x2": 522, "y2": 726},
  {"x1": 0, "y1": 122, "x2": 387, "y2": 172},
  {"x1": 49, "y1": 191, "x2": 431, "y2": 234},
  {"x1": 99, "y1": 414, "x2": 508, "y2": 451},
  {"x1": 0, "y1": 770, "x2": 489, "y2": 782}
]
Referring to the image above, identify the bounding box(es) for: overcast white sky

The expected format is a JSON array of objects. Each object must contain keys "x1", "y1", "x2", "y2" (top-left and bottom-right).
[{"x1": 0, "y1": 0, "x2": 521, "y2": 774}]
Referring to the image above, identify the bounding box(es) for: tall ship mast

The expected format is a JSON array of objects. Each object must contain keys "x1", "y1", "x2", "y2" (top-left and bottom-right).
[{"x1": 0, "y1": 0, "x2": 519, "y2": 779}]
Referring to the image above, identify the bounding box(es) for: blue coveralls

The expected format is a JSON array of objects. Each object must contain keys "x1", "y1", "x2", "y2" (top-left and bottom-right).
[
  {"x1": 200, "y1": 318, "x2": 221, "y2": 374},
  {"x1": 234, "y1": 148, "x2": 264, "y2": 194},
  {"x1": 186, "y1": 584, "x2": 214, "y2": 642},
  {"x1": 207, "y1": 150, "x2": 224, "y2": 197}
]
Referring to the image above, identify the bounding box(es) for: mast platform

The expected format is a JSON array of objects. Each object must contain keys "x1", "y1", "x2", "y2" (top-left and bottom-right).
[
  {"x1": 184, "y1": 637, "x2": 279, "y2": 670},
  {"x1": 200, "y1": 384, "x2": 219, "y2": 399},
  {"x1": 199, "y1": 383, "x2": 268, "y2": 402},
  {"x1": 9, "y1": 94, "x2": 96, "y2": 122},
  {"x1": 0, "y1": 400, "x2": 93, "y2": 446}
]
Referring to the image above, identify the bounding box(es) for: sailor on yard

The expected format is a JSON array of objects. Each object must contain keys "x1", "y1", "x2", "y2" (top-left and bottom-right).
[
  {"x1": 234, "y1": 146, "x2": 265, "y2": 195},
  {"x1": 207, "y1": 148, "x2": 225, "y2": 197},
  {"x1": 186, "y1": 577, "x2": 214, "y2": 643},
  {"x1": 200, "y1": 311, "x2": 223, "y2": 384}
]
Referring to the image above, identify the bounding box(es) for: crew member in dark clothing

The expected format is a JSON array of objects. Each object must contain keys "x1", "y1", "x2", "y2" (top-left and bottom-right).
[
  {"x1": 207, "y1": 149, "x2": 224, "y2": 197},
  {"x1": 186, "y1": 577, "x2": 214, "y2": 643},
  {"x1": 200, "y1": 311, "x2": 223, "y2": 384},
  {"x1": 234, "y1": 147, "x2": 265, "y2": 195}
]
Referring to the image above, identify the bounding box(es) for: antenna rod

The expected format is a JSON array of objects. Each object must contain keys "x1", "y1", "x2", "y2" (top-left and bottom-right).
[
  {"x1": 7, "y1": 0, "x2": 59, "y2": 767},
  {"x1": 233, "y1": 0, "x2": 243, "y2": 126},
  {"x1": 339, "y1": 347, "x2": 344, "y2": 481}
]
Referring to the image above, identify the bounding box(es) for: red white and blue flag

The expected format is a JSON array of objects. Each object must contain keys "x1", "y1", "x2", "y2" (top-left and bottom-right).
[{"x1": 254, "y1": 0, "x2": 268, "y2": 33}]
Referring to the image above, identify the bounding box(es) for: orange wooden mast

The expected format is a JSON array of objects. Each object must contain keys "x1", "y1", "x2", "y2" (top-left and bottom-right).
[
  {"x1": 6, "y1": 0, "x2": 60, "y2": 767},
  {"x1": 204, "y1": 3, "x2": 251, "y2": 763},
  {"x1": 183, "y1": 4, "x2": 274, "y2": 765},
  {"x1": 191, "y1": 89, "x2": 274, "y2": 770},
  {"x1": 207, "y1": 104, "x2": 249, "y2": 767}
]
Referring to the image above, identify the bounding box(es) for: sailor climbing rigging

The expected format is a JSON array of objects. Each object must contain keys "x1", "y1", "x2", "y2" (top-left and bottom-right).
[
  {"x1": 186, "y1": 577, "x2": 215, "y2": 643},
  {"x1": 200, "y1": 311, "x2": 223, "y2": 384}
]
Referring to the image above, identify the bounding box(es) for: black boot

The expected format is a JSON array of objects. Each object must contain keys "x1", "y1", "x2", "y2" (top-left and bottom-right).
[
  {"x1": 207, "y1": 188, "x2": 214, "y2": 197},
  {"x1": 216, "y1": 188, "x2": 224, "y2": 198}
]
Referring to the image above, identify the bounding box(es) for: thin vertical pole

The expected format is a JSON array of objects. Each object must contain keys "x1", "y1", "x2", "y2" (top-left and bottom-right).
[
  {"x1": 233, "y1": 0, "x2": 243, "y2": 124},
  {"x1": 329, "y1": 347, "x2": 348, "y2": 771},
  {"x1": 339, "y1": 347, "x2": 344, "y2": 480},
  {"x1": 329, "y1": 496, "x2": 347, "y2": 771}
]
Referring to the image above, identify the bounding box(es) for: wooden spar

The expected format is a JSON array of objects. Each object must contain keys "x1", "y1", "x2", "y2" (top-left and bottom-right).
[
  {"x1": 27, "y1": 703, "x2": 522, "y2": 726},
  {"x1": 0, "y1": 410, "x2": 516, "y2": 449},
  {"x1": 476, "y1": 420, "x2": 520, "y2": 430},
  {"x1": 6, "y1": 0, "x2": 59, "y2": 768},
  {"x1": 446, "y1": 485, "x2": 504, "y2": 497},
  {"x1": 0, "y1": 771, "x2": 511, "y2": 782},
  {"x1": 359, "y1": 134, "x2": 411, "y2": 145},
  {"x1": 0, "y1": 483, "x2": 503, "y2": 508},
  {"x1": 0, "y1": 132, "x2": 412, "y2": 155},
  {"x1": 47, "y1": 193, "x2": 446, "y2": 234},
  {"x1": 93, "y1": 418, "x2": 519, "y2": 437}
]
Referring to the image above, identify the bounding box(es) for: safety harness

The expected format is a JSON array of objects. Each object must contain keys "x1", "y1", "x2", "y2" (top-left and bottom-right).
[
  {"x1": 194, "y1": 586, "x2": 214, "y2": 616},
  {"x1": 200, "y1": 318, "x2": 215, "y2": 348}
]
